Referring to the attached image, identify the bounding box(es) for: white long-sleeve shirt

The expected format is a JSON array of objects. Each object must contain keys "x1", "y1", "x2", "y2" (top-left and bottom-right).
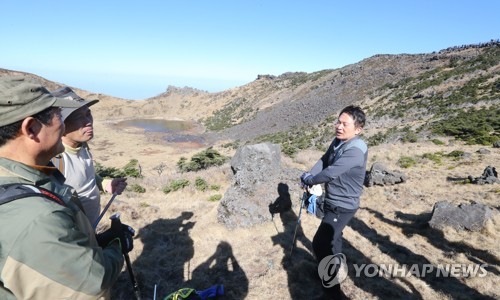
[{"x1": 58, "y1": 143, "x2": 101, "y2": 225}]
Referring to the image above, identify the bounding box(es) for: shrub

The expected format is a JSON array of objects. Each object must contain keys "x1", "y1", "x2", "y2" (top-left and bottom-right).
[
  {"x1": 195, "y1": 177, "x2": 208, "y2": 191},
  {"x1": 402, "y1": 131, "x2": 418, "y2": 143},
  {"x1": 95, "y1": 160, "x2": 143, "y2": 178},
  {"x1": 429, "y1": 108, "x2": 499, "y2": 145},
  {"x1": 367, "y1": 131, "x2": 388, "y2": 146},
  {"x1": 422, "y1": 152, "x2": 443, "y2": 164},
  {"x1": 170, "y1": 179, "x2": 190, "y2": 191},
  {"x1": 94, "y1": 162, "x2": 126, "y2": 178},
  {"x1": 123, "y1": 159, "x2": 142, "y2": 178},
  {"x1": 253, "y1": 125, "x2": 320, "y2": 158},
  {"x1": 221, "y1": 140, "x2": 240, "y2": 150},
  {"x1": 178, "y1": 147, "x2": 228, "y2": 172},
  {"x1": 210, "y1": 184, "x2": 221, "y2": 191},
  {"x1": 177, "y1": 157, "x2": 188, "y2": 170},
  {"x1": 446, "y1": 150, "x2": 465, "y2": 160},
  {"x1": 130, "y1": 183, "x2": 146, "y2": 193},
  {"x1": 203, "y1": 98, "x2": 254, "y2": 131},
  {"x1": 282, "y1": 144, "x2": 298, "y2": 157},
  {"x1": 431, "y1": 139, "x2": 445, "y2": 145},
  {"x1": 398, "y1": 156, "x2": 416, "y2": 168},
  {"x1": 208, "y1": 194, "x2": 223, "y2": 202},
  {"x1": 162, "y1": 186, "x2": 172, "y2": 194}
]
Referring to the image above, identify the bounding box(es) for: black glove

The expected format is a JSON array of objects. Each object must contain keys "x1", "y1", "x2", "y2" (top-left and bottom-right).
[
  {"x1": 300, "y1": 172, "x2": 313, "y2": 186},
  {"x1": 96, "y1": 223, "x2": 135, "y2": 253}
]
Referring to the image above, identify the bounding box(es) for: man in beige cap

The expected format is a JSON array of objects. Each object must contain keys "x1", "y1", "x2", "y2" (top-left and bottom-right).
[
  {"x1": 0, "y1": 76, "x2": 131, "y2": 299},
  {"x1": 50, "y1": 86, "x2": 127, "y2": 226}
]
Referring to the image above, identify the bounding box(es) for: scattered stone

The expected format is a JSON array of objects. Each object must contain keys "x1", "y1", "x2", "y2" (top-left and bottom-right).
[
  {"x1": 460, "y1": 152, "x2": 473, "y2": 160},
  {"x1": 365, "y1": 162, "x2": 407, "y2": 187},
  {"x1": 493, "y1": 141, "x2": 500, "y2": 148},
  {"x1": 476, "y1": 148, "x2": 491, "y2": 155},
  {"x1": 467, "y1": 166, "x2": 499, "y2": 184},
  {"x1": 217, "y1": 143, "x2": 301, "y2": 229},
  {"x1": 429, "y1": 201, "x2": 494, "y2": 231}
]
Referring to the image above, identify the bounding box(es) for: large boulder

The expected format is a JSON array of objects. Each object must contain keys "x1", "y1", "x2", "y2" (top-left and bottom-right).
[
  {"x1": 230, "y1": 142, "x2": 282, "y2": 190},
  {"x1": 217, "y1": 143, "x2": 301, "y2": 229},
  {"x1": 429, "y1": 201, "x2": 494, "y2": 231},
  {"x1": 365, "y1": 162, "x2": 407, "y2": 187}
]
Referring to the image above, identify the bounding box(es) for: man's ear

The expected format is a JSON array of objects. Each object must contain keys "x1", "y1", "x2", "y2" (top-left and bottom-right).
[
  {"x1": 21, "y1": 117, "x2": 42, "y2": 140},
  {"x1": 355, "y1": 126, "x2": 363, "y2": 135}
]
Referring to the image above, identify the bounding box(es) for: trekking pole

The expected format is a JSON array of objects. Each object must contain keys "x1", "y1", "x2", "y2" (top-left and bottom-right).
[
  {"x1": 93, "y1": 193, "x2": 118, "y2": 229},
  {"x1": 110, "y1": 213, "x2": 141, "y2": 300},
  {"x1": 271, "y1": 215, "x2": 280, "y2": 234},
  {"x1": 290, "y1": 190, "x2": 307, "y2": 256}
]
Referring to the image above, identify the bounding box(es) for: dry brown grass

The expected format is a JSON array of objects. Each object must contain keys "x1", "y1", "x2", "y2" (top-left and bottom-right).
[{"x1": 90, "y1": 118, "x2": 499, "y2": 300}]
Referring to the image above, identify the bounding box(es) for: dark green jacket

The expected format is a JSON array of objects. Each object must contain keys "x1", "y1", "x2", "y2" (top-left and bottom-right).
[{"x1": 0, "y1": 157, "x2": 124, "y2": 299}]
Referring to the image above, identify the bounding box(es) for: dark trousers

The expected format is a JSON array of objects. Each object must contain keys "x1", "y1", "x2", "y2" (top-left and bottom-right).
[
  {"x1": 313, "y1": 205, "x2": 357, "y2": 299},
  {"x1": 313, "y1": 205, "x2": 357, "y2": 262}
]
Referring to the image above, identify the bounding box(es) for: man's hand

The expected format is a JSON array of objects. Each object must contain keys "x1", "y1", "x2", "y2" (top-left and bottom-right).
[
  {"x1": 105, "y1": 178, "x2": 127, "y2": 195},
  {"x1": 96, "y1": 223, "x2": 135, "y2": 253},
  {"x1": 300, "y1": 172, "x2": 314, "y2": 186}
]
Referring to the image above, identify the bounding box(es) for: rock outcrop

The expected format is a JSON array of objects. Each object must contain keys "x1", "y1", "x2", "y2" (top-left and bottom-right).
[
  {"x1": 468, "y1": 166, "x2": 499, "y2": 184},
  {"x1": 217, "y1": 143, "x2": 301, "y2": 229},
  {"x1": 429, "y1": 201, "x2": 494, "y2": 231},
  {"x1": 365, "y1": 162, "x2": 407, "y2": 187}
]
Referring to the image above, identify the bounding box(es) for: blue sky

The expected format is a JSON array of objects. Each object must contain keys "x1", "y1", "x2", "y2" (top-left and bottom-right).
[{"x1": 1, "y1": 1, "x2": 498, "y2": 99}]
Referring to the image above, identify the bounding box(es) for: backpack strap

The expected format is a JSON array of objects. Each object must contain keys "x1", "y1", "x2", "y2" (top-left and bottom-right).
[
  {"x1": 0, "y1": 183, "x2": 65, "y2": 206},
  {"x1": 51, "y1": 154, "x2": 65, "y2": 175}
]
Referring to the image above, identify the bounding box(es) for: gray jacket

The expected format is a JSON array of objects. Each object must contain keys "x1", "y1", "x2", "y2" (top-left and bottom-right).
[{"x1": 305, "y1": 136, "x2": 368, "y2": 210}]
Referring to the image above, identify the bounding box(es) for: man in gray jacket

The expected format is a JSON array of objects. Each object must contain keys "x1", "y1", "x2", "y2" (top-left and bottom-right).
[{"x1": 301, "y1": 105, "x2": 367, "y2": 298}]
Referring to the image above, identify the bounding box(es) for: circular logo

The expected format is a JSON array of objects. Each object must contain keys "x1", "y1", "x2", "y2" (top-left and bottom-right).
[{"x1": 318, "y1": 253, "x2": 348, "y2": 287}]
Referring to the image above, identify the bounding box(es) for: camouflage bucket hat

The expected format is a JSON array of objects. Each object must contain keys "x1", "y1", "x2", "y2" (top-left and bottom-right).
[
  {"x1": 50, "y1": 87, "x2": 99, "y2": 121},
  {"x1": 0, "y1": 76, "x2": 82, "y2": 127}
]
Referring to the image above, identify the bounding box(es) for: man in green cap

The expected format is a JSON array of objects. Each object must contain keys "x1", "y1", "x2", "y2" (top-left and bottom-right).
[{"x1": 0, "y1": 76, "x2": 131, "y2": 299}]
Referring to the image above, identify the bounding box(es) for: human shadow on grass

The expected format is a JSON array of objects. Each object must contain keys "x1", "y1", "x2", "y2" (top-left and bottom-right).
[
  {"x1": 342, "y1": 239, "x2": 423, "y2": 299},
  {"x1": 111, "y1": 211, "x2": 195, "y2": 299},
  {"x1": 269, "y1": 183, "x2": 313, "y2": 254},
  {"x1": 349, "y1": 215, "x2": 495, "y2": 299},
  {"x1": 364, "y1": 207, "x2": 500, "y2": 276},
  {"x1": 187, "y1": 241, "x2": 248, "y2": 300},
  {"x1": 270, "y1": 183, "x2": 323, "y2": 299}
]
